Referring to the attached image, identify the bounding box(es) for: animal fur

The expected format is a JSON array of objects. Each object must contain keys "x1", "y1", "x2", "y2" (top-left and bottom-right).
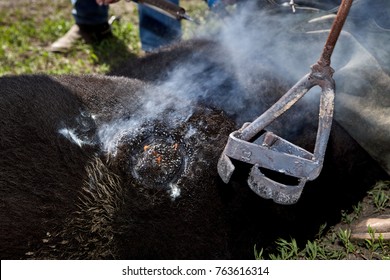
[{"x1": 1, "y1": 37, "x2": 388, "y2": 259}]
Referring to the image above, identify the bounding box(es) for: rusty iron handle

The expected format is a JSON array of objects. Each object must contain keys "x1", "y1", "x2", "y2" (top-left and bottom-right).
[{"x1": 318, "y1": 0, "x2": 353, "y2": 67}]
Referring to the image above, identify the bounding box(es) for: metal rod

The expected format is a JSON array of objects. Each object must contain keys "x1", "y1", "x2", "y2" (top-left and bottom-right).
[
  {"x1": 131, "y1": 0, "x2": 195, "y2": 22},
  {"x1": 318, "y1": 0, "x2": 353, "y2": 67}
]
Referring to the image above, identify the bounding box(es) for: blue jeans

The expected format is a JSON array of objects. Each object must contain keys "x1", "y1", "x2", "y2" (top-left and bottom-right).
[
  {"x1": 71, "y1": 0, "x2": 181, "y2": 51},
  {"x1": 71, "y1": 0, "x2": 108, "y2": 25},
  {"x1": 138, "y1": 0, "x2": 181, "y2": 52}
]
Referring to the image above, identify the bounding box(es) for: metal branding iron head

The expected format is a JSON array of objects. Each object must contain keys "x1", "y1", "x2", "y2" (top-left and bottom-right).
[{"x1": 218, "y1": 74, "x2": 335, "y2": 204}]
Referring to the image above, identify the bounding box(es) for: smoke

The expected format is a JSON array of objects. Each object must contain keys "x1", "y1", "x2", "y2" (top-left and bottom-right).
[
  {"x1": 97, "y1": 67, "x2": 220, "y2": 155},
  {"x1": 59, "y1": 128, "x2": 91, "y2": 147},
  {"x1": 97, "y1": 0, "x2": 390, "y2": 174}
]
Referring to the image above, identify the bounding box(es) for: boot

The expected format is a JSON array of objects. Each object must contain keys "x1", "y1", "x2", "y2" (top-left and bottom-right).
[{"x1": 49, "y1": 23, "x2": 112, "y2": 53}]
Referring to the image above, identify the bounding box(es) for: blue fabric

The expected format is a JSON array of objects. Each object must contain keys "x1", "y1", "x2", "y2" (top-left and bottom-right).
[
  {"x1": 71, "y1": 0, "x2": 109, "y2": 25},
  {"x1": 138, "y1": 0, "x2": 182, "y2": 52},
  {"x1": 71, "y1": 0, "x2": 182, "y2": 51},
  {"x1": 207, "y1": 0, "x2": 219, "y2": 8}
]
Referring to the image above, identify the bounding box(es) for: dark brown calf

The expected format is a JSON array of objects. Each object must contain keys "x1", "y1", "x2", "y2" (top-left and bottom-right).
[{"x1": 0, "y1": 38, "x2": 387, "y2": 259}]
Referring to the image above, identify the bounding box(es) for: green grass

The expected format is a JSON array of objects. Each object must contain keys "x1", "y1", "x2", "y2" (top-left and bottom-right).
[
  {"x1": 368, "y1": 181, "x2": 390, "y2": 212},
  {"x1": 0, "y1": 13, "x2": 140, "y2": 75},
  {"x1": 364, "y1": 226, "x2": 389, "y2": 259},
  {"x1": 254, "y1": 225, "x2": 389, "y2": 260}
]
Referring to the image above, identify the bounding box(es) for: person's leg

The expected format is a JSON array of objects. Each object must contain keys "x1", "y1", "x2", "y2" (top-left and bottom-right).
[
  {"x1": 138, "y1": 0, "x2": 182, "y2": 52},
  {"x1": 50, "y1": 0, "x2": 111, "y2": 52},
  {"x1": 71, "y1": 0, "x2": 109, "y2": 26}
]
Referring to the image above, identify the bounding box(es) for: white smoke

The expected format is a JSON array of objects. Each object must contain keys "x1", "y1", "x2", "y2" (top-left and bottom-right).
[
  {"x1": 97, "y1": 0, "x2": 390, "y2": 174},
  {"x1": 59, "y1": 128, "x2": 91, "y2": 147},
  {"x1": 98, "y1": 1, "x2": 340, "y2": 154}
]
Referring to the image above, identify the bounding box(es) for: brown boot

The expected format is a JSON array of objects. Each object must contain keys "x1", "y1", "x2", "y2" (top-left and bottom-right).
[{"x1": 49, "y1": 23, "x2": 111, "y2": 53}]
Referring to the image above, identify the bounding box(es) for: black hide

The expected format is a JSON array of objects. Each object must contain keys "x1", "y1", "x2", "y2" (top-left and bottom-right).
[{"x1": 0, "y1": 37, "x2": 388, "y2": 259}]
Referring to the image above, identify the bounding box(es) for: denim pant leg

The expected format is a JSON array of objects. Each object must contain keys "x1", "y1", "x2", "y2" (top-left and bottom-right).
[
  {"x1": 138, "y1": 0, "x2": 182, "y2": 52},
  {"x1": 71, "y1": 0, "x2": 109, "y2": 25}
]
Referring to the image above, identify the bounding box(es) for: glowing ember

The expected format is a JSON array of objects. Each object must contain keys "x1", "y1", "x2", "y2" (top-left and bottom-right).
[{"x1": 131, "y1": 137, "x2": 185, "y2": 188}]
